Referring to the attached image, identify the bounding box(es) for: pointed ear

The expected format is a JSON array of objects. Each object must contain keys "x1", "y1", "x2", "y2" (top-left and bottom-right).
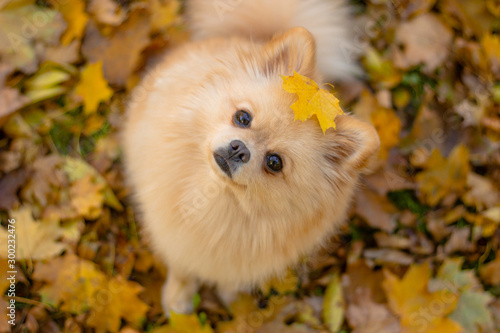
[
  {"x1": 324, "y1": 115, "x2": 381, "y2": 172},
  {"x1": 261, "y1": 27, "x2": 317, "y2": 77}
]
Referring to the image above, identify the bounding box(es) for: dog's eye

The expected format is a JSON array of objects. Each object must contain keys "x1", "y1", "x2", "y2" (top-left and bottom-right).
[
  {"x1": 234, "y1": 110, "x2": 252, "y2": 128},
  {"x1": 265, "y1": 153, "x2": 283, "y2": 172}
]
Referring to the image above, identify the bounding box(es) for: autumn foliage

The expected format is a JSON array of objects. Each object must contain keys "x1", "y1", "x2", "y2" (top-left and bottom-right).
[{"x1": 0, "y1": 0, "x2": 500, "y2": 332}]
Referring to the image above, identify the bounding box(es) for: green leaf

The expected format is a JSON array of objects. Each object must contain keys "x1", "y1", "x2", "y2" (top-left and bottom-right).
[
  {"x1": 322, "y1": 273, "x2": 345, "y2": 332},
  {"x1": 449, "y1": 290, "x2": 494, "y2": 333}
]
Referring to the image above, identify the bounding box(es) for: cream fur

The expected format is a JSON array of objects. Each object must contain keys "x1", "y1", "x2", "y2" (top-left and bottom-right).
[{"x1": 122, "y1": 1, "x2": 379, "y2": 315}]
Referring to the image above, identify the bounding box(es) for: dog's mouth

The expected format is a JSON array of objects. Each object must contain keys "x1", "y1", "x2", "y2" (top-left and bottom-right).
[{"x1": 213, "y1": 152, "x2": 232, "y2": 178}]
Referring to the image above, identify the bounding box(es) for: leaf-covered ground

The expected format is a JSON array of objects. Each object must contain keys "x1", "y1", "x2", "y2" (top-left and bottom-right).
[{"x1": 1, "y1": 0, "x2": 500, "y2": 332}]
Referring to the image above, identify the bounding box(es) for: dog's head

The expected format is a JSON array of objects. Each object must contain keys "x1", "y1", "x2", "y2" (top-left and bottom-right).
[{"x1": 200, "y1": 28, "x2": 380, "y2": 215}]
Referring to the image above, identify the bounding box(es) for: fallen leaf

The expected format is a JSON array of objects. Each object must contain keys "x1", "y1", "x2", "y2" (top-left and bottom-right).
[
  {"x1": 74, "y1": 61, "x2": 113, "y2": 114},
  {"x1": 88, "y1": 0, "x2": 126, "y2": 26},
  {"x1": 69, "y1": 174, "x2": 104, "y2": 219},
  {"x1": 462, "y1": 172, "x2": 500, "y2": 210},
  {"x1": 34, "y1": 254, "x2": 149, "y2": 332},
  {"x1": 0, "y1": 1, "x2": 66, "y2": 73},
  {"x1": 0, "y1": 206, "x2": 65, "y2": 260},
  {"x1": 82, "y1": 9, "x2": 151, "y2": 86},
  {"x1": 382, "y1": 263, "x2": 461, "y2": 333},
  {"x1": 431, "y1": 258, "x2": 494, "y2": 333},
  {"x1": 395, "y1": 13, "x2": 453, "y2": 73},
  {"x1": 0, "y1": 64, "x2": 29, "y2": 125},
  {"x1": 152, "y1": 312, "x2": 213, "y2": 333},
  {"x1": 480, "y1": 251, "x2": 500, "y2": 285},
  {"x1": 55, "y1": 0, "x2": 89, "y2": 45},
  {"x1": 355, "y1": 187, "x2": 398, "y2": 232},
  {"x1": 282, "y1": 71, "x2": 343, "y2": 133},
  {"x1": 150, "y1": 0, "x2": 181, "y2": 32},
  {"x1": 0, "y1": 169, "x2": 27, "y2": 210},
  {"x1": 21, "y1": 155, "x2": 67, "y2": 206},
  {"x1": 345, "y1": 288, "x2": 400, "y2": 333},
  {"x1": 370, "y1": 107, "x2": 402, "y2": 160},
  {"x1": 322, "y1": 273, "x2": 344, "y2": 332},
  {"x1": 416, "y1": 145, "x2": 470, "y2": 206}
]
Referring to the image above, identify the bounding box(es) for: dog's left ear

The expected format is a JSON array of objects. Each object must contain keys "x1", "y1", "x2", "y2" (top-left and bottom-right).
[
  {"x1": 324, "y1": 115, "x2": 380, "y2": 173},
  {"x1": 261, "y1": 27, "x2": 317, "y2": 77}
]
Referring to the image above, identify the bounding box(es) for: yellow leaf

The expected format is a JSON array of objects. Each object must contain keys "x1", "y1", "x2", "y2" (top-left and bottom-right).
[
  {"x1": 282, "y1": 71, "x2": 343, "y2": 133},
  {"x1": 152, "y1": 313, "x2": 214, "y2": 333},
  {"x1": 75, "y1": 61, "x2": 113, "y2": 114},
  {"x1": 481, "y1": 33, "x2": 500, "y2": 68},
  {"x1": 261, "y1": 268, "x2": 298, "y2": 295},
  {"x1": 382, "y1": 263, "x2": 462, "y2": 333},
  {"x1": 0, "y1": 206, "x2": 65, "y2": 260},
  {"x1": 34, "y1": 254, "x2": 149, "y2": 332},
  {"x1": 69, "y1": 174, "x2": 104, "y2": 219},
  {"x1": 150, "y1": 0, "x2": 181, "y2": 32},
  {"x1": 55, "y1": 0, "x2": 89, "y2": 45},
  {"x1": 370, "y1": 107, "x2": 402, "y2": 160},
  {"x1": 416, "y1": 145, "x2": 470, "y2": 207}
]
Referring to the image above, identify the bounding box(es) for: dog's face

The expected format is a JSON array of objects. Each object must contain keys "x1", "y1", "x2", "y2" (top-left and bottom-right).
[{"x1": 201, "y1": 28, "x2": 380, "y2": 214}]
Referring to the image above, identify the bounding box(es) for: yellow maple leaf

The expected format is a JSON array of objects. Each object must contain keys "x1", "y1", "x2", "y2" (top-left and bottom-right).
[
  {"x1": 75, "y1": 61, "x2": 113, "y2": 114},
  {"x1": 55, "y1": 0, "x2": 89, "y2": 45},
  {"x1": 282, "y1": 71, "x2": 343, "y2": 133},
  {"x1": 34, "y1": 254, "x2": 149, "y2": 331},
  {"x1": 0, "y1": 206, "x2": 65, "y2": 260},
  {"x1": 69, "y1": 174, "x2": 105, "y2": 219},
  {"x1": 382, "y1": 263, "x2": 462, "y2": 333},
  {"x1": 416, "y1": 145, "x2": 470, "y2": 207}
]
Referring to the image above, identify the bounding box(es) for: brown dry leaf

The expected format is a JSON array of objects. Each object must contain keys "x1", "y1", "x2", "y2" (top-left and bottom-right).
[
  {"x1": 396, "y1": 0, "x2": 437, "y2": 19},
  {"x1": 363, "y1": 248, "x2": 414, "y2": 266},
  {"x1": 0, "y1": 64, "x2": 29, "y2": 125},
  {"x1": 82, "y1": 9, "x2": 151, "y2": 86},
  {"x1": 444, "y1": 227, "x2": 475, "y2": 254},
  {"x1": 0, "y1": 206, "x2": 65, "y2": 260},
  {"x1": 480, "y1": 251, "x2": 500, "y2": 286},
  {"x1": 0, "y1": 169, "x2": 28, "y2": 211},
  {"x1": 462, "y1": 172, "x2": 500, "y2": 210},
  {"x1": 88, "y1": 0, "x2": 127, "y2": 26},
  {"x1": 394, "y1": 13, "x2": 453, "y2": 73},
  {"x1": 383, "y1": 263, "x2": 462, "y2": 333},
  {"x1": 342, "y1": 260, "x2": 386, "y2": 304},
  {"x1": 345, "y1": 288, "x2": 400, "y2": 333},
  {"x1": 416, "y1": 145, "x2": 470, "y2": 207},
  {"x1": 355, "y1": 186, "x2": 398, "y2": 232},
  {"x1": 21, "y1": 155, "x2": 67, "y2": 206},
  {"x1": 0, "y1": 1, "x2": 66, "y2": 73}
]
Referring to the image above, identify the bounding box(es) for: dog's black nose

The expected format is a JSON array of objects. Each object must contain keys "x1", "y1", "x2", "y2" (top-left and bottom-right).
[{"x1": 229, "y1": 140, "x2": 250, "y2": 163}]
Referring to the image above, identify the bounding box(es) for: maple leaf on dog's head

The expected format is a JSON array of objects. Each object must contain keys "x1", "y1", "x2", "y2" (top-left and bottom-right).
[{"x1": 282, "y1": 71, "x2": 343, "y2": 133}]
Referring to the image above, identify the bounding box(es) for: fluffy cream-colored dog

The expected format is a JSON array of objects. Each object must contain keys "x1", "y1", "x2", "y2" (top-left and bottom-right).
[{"x1": 123, "y1": 0, "x2": 380, "y2": 315}]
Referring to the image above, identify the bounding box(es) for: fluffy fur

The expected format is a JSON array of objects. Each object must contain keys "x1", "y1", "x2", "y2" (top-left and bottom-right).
[{"x1": 122, "y1": 0, "x2": 379, "y2": 315}]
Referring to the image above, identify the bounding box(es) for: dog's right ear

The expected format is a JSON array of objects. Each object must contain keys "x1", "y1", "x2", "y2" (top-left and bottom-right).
[{"x1": 261, "y1": 27, "x2": 317, "y2": 77}]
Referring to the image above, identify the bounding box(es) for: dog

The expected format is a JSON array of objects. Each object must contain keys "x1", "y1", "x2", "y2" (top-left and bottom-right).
[{"x1": 122, "y1": 0, "x2": 380, "y2": 315}]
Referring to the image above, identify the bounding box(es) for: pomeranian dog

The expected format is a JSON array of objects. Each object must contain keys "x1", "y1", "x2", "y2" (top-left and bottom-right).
[{"x1": 123, "y1": 0, "x2": 380, "y2": 315}]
